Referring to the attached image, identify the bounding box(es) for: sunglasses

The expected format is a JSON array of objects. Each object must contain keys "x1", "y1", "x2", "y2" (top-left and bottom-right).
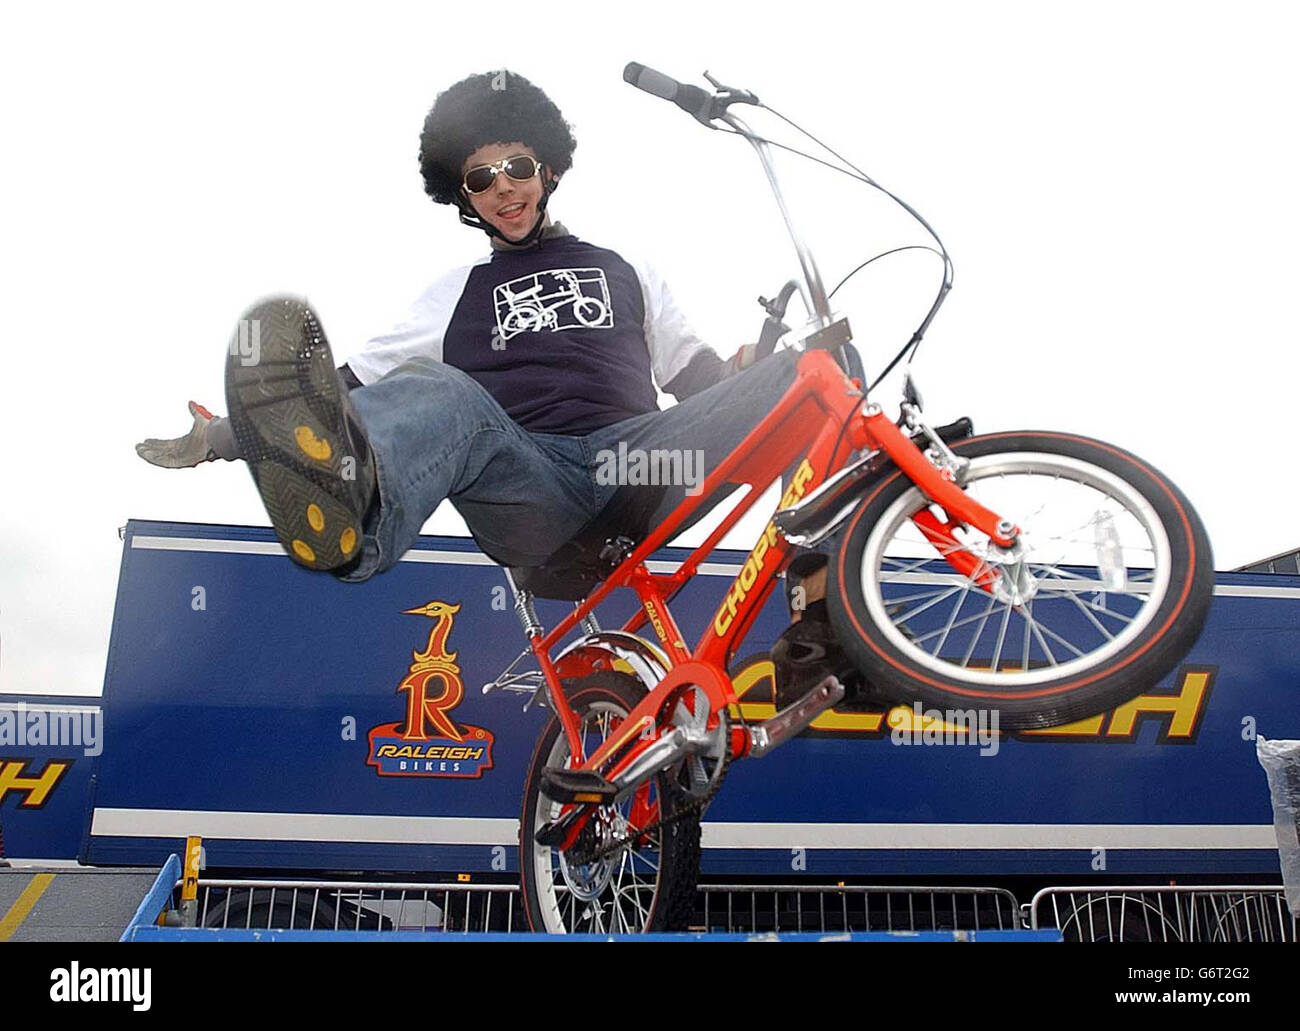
[{"x1": 461, "y1": 154, "x2": 542, "y2": 195}]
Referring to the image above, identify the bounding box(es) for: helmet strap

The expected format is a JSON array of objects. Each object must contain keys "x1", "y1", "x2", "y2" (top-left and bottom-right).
[{"x1": 457, "y1": 169, "x2": 559, "y2": 249}]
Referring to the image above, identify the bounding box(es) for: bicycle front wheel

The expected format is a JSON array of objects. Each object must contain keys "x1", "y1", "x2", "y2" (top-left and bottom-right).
[
  {"x1": 828, "y1": 431, "x2": 1213, "y2": 729},
  {"x1": 519, "y1": 672, "x2": 700, "y2": 933}
]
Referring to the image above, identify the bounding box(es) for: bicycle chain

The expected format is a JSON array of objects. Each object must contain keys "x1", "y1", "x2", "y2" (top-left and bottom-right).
[{"x1": 569, "y1": 730, "x2": 732, "y2": 866}]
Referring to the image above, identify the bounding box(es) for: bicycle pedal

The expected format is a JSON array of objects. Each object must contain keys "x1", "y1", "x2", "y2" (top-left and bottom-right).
[
  {"x1": 540, "y1": 767, "x2": 617, "y2": 805},
  {"x1": 534, "y1": 817, "x2": 570, "y2": 849},
  {"x1": 750, "y1": 676, "x2": 845, "y2": 758}
]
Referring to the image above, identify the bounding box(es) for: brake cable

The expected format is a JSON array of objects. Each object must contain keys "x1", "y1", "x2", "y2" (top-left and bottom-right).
[{"x1": 698, "y1": 100, "x2": 955, "y2": 394}]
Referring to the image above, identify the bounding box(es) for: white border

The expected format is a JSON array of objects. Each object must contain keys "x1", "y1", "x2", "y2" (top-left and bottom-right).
[
  {"x1": 129, "y1": 534, "x2": 1300, "y2": 597},
  {"x1": 89, "y1": 808, "x2": 1276, "y2": 850}
]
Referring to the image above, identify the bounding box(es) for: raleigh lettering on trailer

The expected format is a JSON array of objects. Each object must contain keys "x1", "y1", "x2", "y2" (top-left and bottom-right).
[
  {"x1": 366, "y1": 601, "x2": 495, "y2": 778},
  {"x1": 713, "y1": 458, "x2": 816, "y2": 637},
  {"x1": 732, "y1": 662, "x2": 1217, "y2": 744},
  {"x1": 0, "y1": 759, "x2": 71, "y2": 807}
]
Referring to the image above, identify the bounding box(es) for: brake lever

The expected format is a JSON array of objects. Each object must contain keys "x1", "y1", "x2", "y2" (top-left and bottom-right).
[
  {"x1": 759, "y1": 279, "x2": 799, "y2": 320},
  {"x1": 756, "y1": 279, "x2": 798, "y2": 356},
  {"x1": 702, "y1": 70, "x2": 761, "y2": 115}
]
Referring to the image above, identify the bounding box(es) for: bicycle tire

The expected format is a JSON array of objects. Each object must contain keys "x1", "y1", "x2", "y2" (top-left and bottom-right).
[
  {"x1": 827, "y1": 430, "x2": 1214, "y2": 729},
  {"x1": 519, "y1": 672, "x2": 700, "y2": 933}
]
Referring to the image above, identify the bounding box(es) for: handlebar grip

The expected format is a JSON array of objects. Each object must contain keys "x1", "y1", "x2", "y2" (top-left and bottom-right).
[{"x1": 623, "y1": 62, "x2": 714, "y2": 124}]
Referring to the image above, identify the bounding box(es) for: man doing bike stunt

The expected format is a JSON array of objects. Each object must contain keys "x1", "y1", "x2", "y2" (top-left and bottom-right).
[{"x1": 135, "y1": 70, "x2": 847, "y2": 707}]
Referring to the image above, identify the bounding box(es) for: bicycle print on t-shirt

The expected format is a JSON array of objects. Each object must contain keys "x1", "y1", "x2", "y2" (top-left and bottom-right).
[{"x1": 492, "y1": 267, "x2": 614, "y2": 342}]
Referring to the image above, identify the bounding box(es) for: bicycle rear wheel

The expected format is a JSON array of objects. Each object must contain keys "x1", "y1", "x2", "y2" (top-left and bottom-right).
[
  {"x1": 828, "y1": 431, "x2": 1213, "y2": 729},
  {"x1": 519, "y1": 672, "x2": 700, "y2": 933}
]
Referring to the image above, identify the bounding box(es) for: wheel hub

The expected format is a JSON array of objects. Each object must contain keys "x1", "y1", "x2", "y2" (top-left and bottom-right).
[
  {"x1": 986, "y1": 539, "x2": 1041, "y2": 606},
  {"x1": 558, "y1": 813, "x2": 620, "y2": 899}
]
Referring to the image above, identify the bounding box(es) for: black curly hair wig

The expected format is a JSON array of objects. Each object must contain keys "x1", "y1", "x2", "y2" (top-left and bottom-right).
[{"x1": 419, "y1": 70, "x2": 576, "y2": 206}]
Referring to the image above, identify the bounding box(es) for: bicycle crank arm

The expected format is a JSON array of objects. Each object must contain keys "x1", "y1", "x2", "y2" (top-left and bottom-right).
[
  {"x1": 609, "y1": 721, "x2": 725, "y2": 801},
  {"x1": 533, "y1": 725, "x2": 717, "y2": 849},
  {"x1": 777, "y1": 417, "x2": 972, "y2": 547},
  {"x1": 539, "y1": 728, "x2": 693, "y2": 807},
  {"x1": 748, "y1": 676, "x2": 845, "y2": 757}
]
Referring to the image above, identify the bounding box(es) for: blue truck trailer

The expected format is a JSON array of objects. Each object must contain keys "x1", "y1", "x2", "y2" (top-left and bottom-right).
[{"x1": 2, "y1": 518, "x2": 1297, "y2": 938}]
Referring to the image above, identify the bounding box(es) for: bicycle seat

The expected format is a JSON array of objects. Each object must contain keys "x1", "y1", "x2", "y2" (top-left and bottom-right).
[{"x1": 509, "y1": 483, "x2": 669, "y2": 601}]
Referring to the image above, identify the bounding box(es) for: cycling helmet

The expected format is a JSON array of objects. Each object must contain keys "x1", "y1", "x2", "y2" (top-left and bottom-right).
[{"x1": 419, "y1": 70, "x2": 576, "y2": 247}]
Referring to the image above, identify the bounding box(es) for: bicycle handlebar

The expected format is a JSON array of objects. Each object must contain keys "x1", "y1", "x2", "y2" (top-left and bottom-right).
[
  {"x1": 623, "y1": 61, "x2": 834, "y2": 329},
  {"x1": 622, "y1": 63, "x2": 716, "y2": 125}
]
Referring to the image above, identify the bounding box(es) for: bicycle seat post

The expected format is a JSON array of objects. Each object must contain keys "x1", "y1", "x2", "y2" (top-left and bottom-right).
[
  {"x1": 504, "y1": 568, "x2": 544, "y2": 639},
  {"x1": 577, "y1": 605, "x2": 601, "y2": 636}
]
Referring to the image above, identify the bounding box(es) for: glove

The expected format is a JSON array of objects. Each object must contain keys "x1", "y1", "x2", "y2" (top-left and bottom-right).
[{"x1": 135, "y1": 401, "x2": 220, "y2": 468}]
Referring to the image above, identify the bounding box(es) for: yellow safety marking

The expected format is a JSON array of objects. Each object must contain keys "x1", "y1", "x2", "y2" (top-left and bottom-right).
[
  {"x1": 182, "y1": 836, "x2": 202, "y2": 902},
  {"x1": 340, "y1": 527, "x2": 357, "y2": 555},
  {"x1": 0, "y1": 873, "x2": 55, "y2": 942},
  {"x1": 307, "y1": 504, "x2": 325, "y2": 533},
  {"x1": 292, "y1": 540, "x2": 317, "y2": 564},
  {"x1": 294, "y1": 425, "x2": 332, "y2": 461}
]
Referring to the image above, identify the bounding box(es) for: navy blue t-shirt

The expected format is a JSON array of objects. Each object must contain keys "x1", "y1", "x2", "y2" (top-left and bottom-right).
[{"x1": 346, "y1": 232, "x2": 713, "y2": 435}]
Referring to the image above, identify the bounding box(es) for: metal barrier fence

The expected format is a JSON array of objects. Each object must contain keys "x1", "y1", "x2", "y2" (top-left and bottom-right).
[
  {"x1": 170, "y1": 879, "x2": 1300, "y2": 939},
  {"x1": 195, "y1": 880, "x2": 523, "y2": 933},
  {"x1": 698, "y1": 884, "x2": 1023, "y2": 934},
  {"x1": 1029, "y1": 886, "x2": 1297, "y2": 942},
  {"x1": 191, "y1": 879, "x2": 1023, "y2": 934}
]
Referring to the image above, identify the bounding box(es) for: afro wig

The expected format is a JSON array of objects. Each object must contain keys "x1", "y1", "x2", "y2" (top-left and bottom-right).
[{"x1": 419, "y1": 70, "x2": 576, "y2": 206}]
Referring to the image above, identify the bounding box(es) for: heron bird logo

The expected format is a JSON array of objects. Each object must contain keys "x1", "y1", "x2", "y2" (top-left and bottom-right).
[
  {"x1": 366, "y1": 600, "x2": 495, "y2": 778},
  {"x1": 398, "y1": 600, "x2": 465, "y2": 741}
]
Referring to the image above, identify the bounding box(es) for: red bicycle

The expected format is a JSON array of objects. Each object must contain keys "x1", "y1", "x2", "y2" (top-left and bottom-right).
[{"x1": 484, "y1": 65, "x2": 1214, "y2": 934}]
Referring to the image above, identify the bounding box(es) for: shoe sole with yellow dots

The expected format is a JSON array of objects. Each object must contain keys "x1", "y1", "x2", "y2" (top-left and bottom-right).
[{"x1": 224, "y1": 295, "x2": 373, "y2": 571}]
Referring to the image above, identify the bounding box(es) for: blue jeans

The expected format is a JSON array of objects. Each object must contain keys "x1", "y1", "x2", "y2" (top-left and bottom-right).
[{"x1": 337, "y1": 351, "x2": 801, "y2": 582}]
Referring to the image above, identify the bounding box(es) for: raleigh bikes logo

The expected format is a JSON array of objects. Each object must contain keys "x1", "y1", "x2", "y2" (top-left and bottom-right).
[{"x1": 366, "y1": 601, "x2": 494, "y2": 778}]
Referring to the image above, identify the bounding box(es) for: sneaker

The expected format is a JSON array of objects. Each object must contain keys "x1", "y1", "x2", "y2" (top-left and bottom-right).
[
  {"x1": 770, "y1": 600, "x2": 859, "y2": 709},
  {"x1": 225, "y1": 296, "x2": 376, "y2": 571}
]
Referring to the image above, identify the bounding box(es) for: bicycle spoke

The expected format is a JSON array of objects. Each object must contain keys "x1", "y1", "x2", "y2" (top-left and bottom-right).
[
  {"x1": 1030, "y1": 584, "x2": 1143, "y2": 627},
  {"x1": 910, "y1": 599, "x2": 1005, "y2": 647},
  {"x1": 1029, "y1": 560, "x2": 1151, "y2": 598},
  {"x1": 1032, "y1": 590, "x2": 1141, "y2": 627},
  {"x1": 610, "y1": 856, "x2": 631, "y2": 933},
  {"x1": 880, "y1": 584, "x2": 971, "y2": 607},
  {"x1": 931, "y1": 590, "x2": 967, "y2": 657},
  {"x1": 960, "y1": 593, "x2": 998, "y2": 668},
  {"x1": 881, "y1": 550, "x2": 960, "y2": 578},
  {"x1": 1021, "y1": 596, "x2": 1032, "y2": 671},
  {"x1": 991, "y1": 598, "x2": 1013, "y2": 671},
  {"x1": 628, "y1": 844, "x2": 662, "y2": 874},
  {"x1": 1021, "y1": 599, "x2": 1059, "y2": 667},
  {"x1": 893, "y1": 583, "x2": 967, "y2": 627},
  {"x1": 1023, "y1": 615, "x2": 1088, "y2": 659},
  {"x1": 1049, "y1": 583, "x2": 1125, "y2": 639}
]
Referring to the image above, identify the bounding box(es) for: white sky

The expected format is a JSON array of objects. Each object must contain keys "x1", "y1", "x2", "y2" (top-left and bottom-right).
[{"x1": 1, "y1": 0, "x2": 1296, "y2": 696}]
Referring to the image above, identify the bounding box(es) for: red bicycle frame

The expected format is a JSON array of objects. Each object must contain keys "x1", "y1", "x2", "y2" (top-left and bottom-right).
[{"x1": 525, "y1": 345, "x2": 1017, "y2": 836}]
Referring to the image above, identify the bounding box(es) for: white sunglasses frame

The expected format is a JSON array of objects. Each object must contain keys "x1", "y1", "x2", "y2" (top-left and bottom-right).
[{"x1": 461, "y1": 154, "x2": 543, "y2": 195}]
